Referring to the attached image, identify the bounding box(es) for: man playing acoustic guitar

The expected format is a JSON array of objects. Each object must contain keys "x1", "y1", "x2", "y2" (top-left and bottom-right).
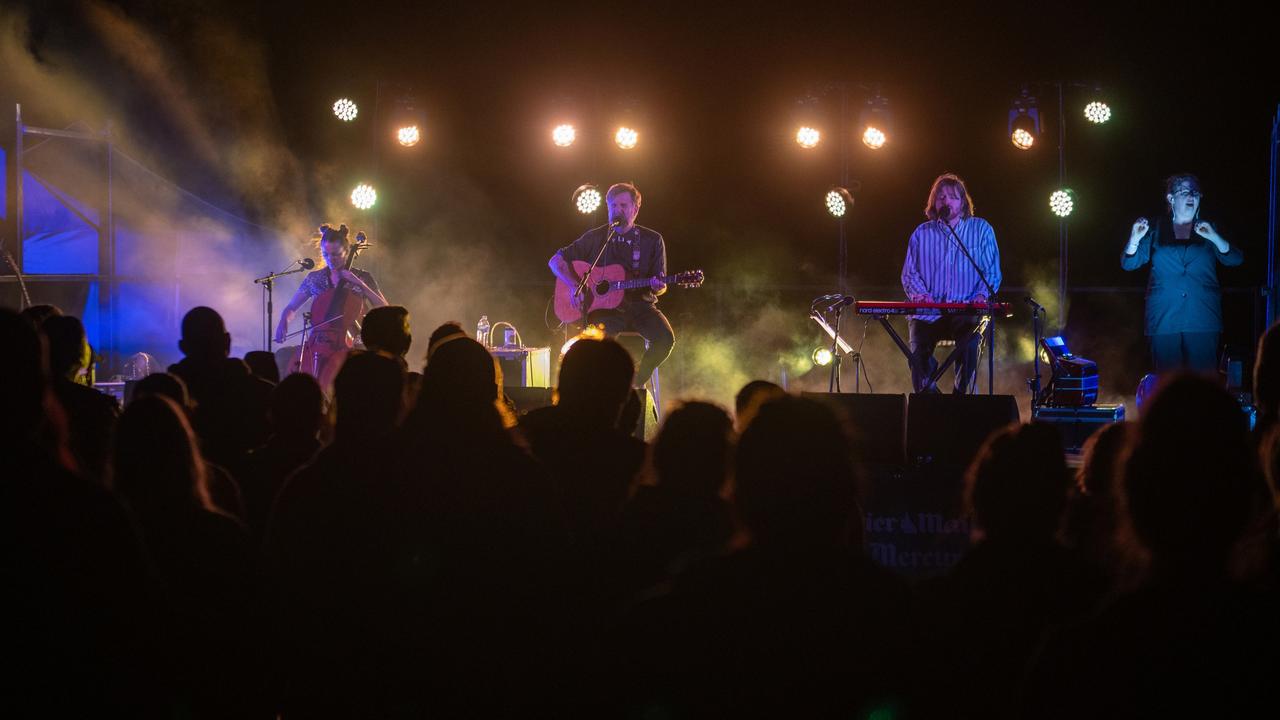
[{"x1": 549, "y1": 182, "x2": 674, "y2": 388}]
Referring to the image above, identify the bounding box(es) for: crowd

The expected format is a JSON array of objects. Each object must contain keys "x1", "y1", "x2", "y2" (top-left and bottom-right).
[{"x1": 4, "y1": 302, "x2": 1278, "y2": 718}]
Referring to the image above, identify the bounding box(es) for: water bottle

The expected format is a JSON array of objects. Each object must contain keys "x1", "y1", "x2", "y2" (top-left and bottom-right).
[{"x1": 476, "y1": 315, "x2": 490, "y2": 347}]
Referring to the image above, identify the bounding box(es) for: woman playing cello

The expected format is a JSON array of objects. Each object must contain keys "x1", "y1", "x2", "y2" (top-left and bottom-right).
[{"x1": 275, "y1": 223, "x2": 387, "y2": 389}]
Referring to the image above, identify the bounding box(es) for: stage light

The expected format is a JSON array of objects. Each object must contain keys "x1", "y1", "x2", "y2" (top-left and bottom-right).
[
  {"x1": 560, "y1": 325, "x2": 607, "y2": 359},
  {"x1": 397, "y1": 125, "x2": 421, "y2": 147},
  {"x1": 552, "y1": 124, "x2": 577, "y2": 147},
  {"x1": 1008, "y1": 89, "x2": 1040, "y2": 150},
  {"x1": 1083, "y1": 101, "x2": 1111, "y2": 124},
  {"x1": 333, "y1": 98, "x2": 358, "y2": 122},
  {"x1": 796, "y1": 126, "x2": 821, "y2": 149},
  {"x1": 862, "y1": 126, "x2": 887, "y2": 150},
  {"x1": 1011, "y1": 126, "x2": 1036, "y2": 150},
  {"x1": 812, "y1": 347, "x2": 834, "y2": 366},
  {"x1": 351, "y1": 183, "x2": 377, "y2": 210},
  {"x1": 615, "y1": 126, "x2": 638, "y2": 150},
  {"x1": 1049, "y1": 189, "x2": 1075, "y2": 217},
  {"x1": 859, "y1": 93, "x2": 891, "y2": 150},
  {"x1": 572, "y1": 183, "x2": 602, "y2": 214},
  {"x1": 825, "y1": 187, "x2": 854, "y2": 218}
]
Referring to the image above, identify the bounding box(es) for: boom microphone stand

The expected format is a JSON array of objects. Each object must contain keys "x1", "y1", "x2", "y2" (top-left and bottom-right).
[{"x1": 254, "y1": 257, "x2": 314, "y2": 352}]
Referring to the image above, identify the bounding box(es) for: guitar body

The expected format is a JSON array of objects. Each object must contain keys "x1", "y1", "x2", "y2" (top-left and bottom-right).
[{"x1": 554, "y1": 261, "x2": 629, "y2": 323}]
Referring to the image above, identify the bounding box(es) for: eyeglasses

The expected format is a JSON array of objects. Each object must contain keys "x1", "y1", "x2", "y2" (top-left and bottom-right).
[{"x1": 1171, "y1": 188, "x2": 1202, "y2": 198}]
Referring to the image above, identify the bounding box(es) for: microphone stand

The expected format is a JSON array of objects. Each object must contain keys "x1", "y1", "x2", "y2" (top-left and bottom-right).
[
  {"x1": 573, "y1": 223, "x2": 620, "y2": 335},
  {"x1": 254, "y1": 260, "x2": 312, "y2": 352},
  {"x1": 937, "y1": 217, "x2": 999, "y2": 394},
  {"x1": 1025, "y1": 297, "x2": 1046, "y2": 409},
  {"x1": 812, "y1": 295, "x2": 855, "y2": 393}
]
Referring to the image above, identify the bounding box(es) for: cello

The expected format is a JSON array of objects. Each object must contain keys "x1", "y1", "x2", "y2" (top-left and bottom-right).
[{"x1": 293, "y1": 230, "x2": 369, "y2": 390}]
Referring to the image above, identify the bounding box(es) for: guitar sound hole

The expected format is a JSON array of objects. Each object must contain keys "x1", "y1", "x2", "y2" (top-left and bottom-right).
[{"x1": 594, "y1": 280, "x2": 610, "y2": 295}]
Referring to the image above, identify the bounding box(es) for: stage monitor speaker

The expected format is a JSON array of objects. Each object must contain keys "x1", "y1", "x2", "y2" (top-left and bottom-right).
[
  {"x1": 503, "y1": 386, "x2": 554, "y2": 416},
  {"x1": 907, "y1": 393, "x2": 1019, "y2": 469},
  {"x1": 801, "y1": 392, "x2": 907, "y2": 466},
  {"x1": 491, "y1": 347, "x2": 551, "y2": 388}
]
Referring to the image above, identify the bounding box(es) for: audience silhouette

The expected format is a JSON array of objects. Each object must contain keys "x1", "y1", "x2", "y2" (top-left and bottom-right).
[{"x1": 9, "y1": 297, "x2": 1280, "y2": 718}]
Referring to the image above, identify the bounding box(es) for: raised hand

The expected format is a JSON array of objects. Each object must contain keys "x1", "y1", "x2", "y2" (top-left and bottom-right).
[{"x1": 1129, "y1": 217, "x2": 1150, "y2": 242}]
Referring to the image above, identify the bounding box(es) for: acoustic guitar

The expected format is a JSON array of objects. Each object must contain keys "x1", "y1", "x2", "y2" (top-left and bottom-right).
[{"x1": 554, "y1": 260, "x2": 705, "y2": 324}]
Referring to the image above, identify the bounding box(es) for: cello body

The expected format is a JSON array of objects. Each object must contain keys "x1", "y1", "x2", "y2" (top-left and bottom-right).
[{"x1": 290, "y1": 233, "x2": 368, "y2": 390}]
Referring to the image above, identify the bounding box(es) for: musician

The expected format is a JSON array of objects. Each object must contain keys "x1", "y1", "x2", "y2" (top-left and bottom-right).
[
  {"x1": 549, "y1": 182, "x2": 674, "y2": 387},
  {"x1": 900, "y1": 173, "x2": 1002, "y2": 394},
  {"x1": 275, "y1": 224, "x2": 387, "y2": 345},
  {"x1": 1121, "y1": 174, "x2": 1243, "y2": 373}
]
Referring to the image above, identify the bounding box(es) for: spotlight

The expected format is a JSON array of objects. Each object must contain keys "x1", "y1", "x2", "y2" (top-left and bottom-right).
[
  {"x1": 351, "y1": 183, "x2": 377, "y2": 210},
  {"x1": 825, "y1": 187, "x2": 854, "y2": 218},
  {"x1": 812, "y1": 347, "x2": 834, "y2": 366},
  {"x1": 333, "y1": 98, "x2": 358, "y2": 122},
  {"x1": 552, "y1": 124, "x2": 577, "y2": 147},
  {"x1": 1049, "y1": 189, "x2": 1075, "y2": 217},
  {"x1": 571, "y1": 183, "x2": 602, "y2": 214},
  {"x1": 1083, "y1": 100, "x2": 1111, "y2": 124},
  {"x1": 859, "y1": 93, "x2": 891, "y2": 150},
  {"x1": 615, "y1": 126, "x2": 638, "y2": 150},
  {"x1": 1008, "y1": 89, "x2": 1040, "y2": 150},
  {"x1": 560, "y1": 325, "x2": 607, "y2": 359},
  {"x1": 397, "y1": 125, "x2": 421, "y2": 147},
  {"x1": 796, "y1": 126, "x2": 821, "y2": 149}
]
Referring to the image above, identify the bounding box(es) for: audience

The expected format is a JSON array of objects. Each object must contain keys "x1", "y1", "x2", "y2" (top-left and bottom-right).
[
  {"x1": 916, "y1": 422, "x2": 1107, "y2": 719},
  {"x1": 621, "y1": 400, "x2": 737, "y2": 594},
  {"x1": 42, "y1": 314, "x2": 120, "y2": 483},
  {"x1": 1025, "y1": 374, "x2": 1280, "y2": 717},
  {"x1": 111, "y1": 394, "x2": 268, "y2": 718},
  {"x1": 8, "y1": 298, "x2": 1280, "y2": 718},
  {"x1": 167, "y1": 306, "x2": 273, "y2": 469}
]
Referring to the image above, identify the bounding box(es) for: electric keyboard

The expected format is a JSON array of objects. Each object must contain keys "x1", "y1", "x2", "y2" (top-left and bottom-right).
[{"x1": 854, "y1": 300, "x2": 1012, "y2": 316}]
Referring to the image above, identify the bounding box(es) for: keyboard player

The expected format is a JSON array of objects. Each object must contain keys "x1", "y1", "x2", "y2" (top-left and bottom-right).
[{"x1": 900, "y1": 173, "x2": 1003, "y2": 394}]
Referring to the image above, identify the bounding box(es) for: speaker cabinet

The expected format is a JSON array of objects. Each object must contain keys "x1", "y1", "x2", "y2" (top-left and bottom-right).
[
  {"x1": 906, "y1": 393, "x2": 1019, "y2": 469},
  {"x1": 801, "y1": 392, "x2": 907, "y2": 466}
]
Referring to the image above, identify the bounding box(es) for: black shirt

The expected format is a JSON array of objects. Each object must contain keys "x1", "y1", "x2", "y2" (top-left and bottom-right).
[{"x1": 556, "y1": 224, "x2": 667, "y2": 304}]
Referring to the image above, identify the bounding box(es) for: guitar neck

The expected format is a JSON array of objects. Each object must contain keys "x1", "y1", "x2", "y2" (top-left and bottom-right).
[{"x1": 609, "y1": 273, "x2": 681, "y2": 291}]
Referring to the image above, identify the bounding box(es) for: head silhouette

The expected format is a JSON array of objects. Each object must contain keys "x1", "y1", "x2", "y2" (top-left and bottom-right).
[
  {"x1": 132, "y1": 372, "x2": 192, "y2": 410},
  {"x1": 178, "y1": 306, "x2": 231, "y2": 361},
  {"x1": 557, "y1": 337, "x2": 635, "y2": 425},
  {"x1": 244, "y1": 350, "x2": 280, "y2": 383},
  {"x1": 965, "y1": 422, "x2": 1070, "y2": 541},
  {"x1": 734, "y1": 395, "x2": 859, "y2": 547},
  {"x1": 1122, "y1": 374, "x2": 1260, "y2": 568},
  {"x1": 41, "y1": 314, "x2": 92, "y2": 381},
  {"x1": 0, "y1": 309, "x2": 51, "y2": 442},
  {"x1": 112, "y1": 393, "x2": 210, "y2": 513},
  {"x1": 733, "y1": 379, "x2": 785, "y2": 432},
  {"x1": 415, "y1": 335, "x2": 511, "y2": 427},
  {"x1": 361, "y1": 305, "x2": 412, "y2": 358},
  {"x1": 653, "y1": 401, "x2": 735, "y2": 495},
  {"x1": 270, "y1": 372, "x2": 326, "y2": 439},
  {"x1": 332, "y1": 350, "x2": 405, "y2": 440}
]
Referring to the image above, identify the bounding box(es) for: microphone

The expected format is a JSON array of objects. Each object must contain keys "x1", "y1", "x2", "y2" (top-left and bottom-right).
[
  {"x1": 819, "y1": 295, "x2": 855, "y2": 312},
  {"x1": 937, "y1": 205, "x2": 952, "y2": 222},
  {"x1": 299, "y1": 258, "x2": 315, "y2": 270},
  {"x1": 1023, "y1": 296, "x2": 1044, "y2": 311},
  {"x1": 609, "y1": 218, "x2": 624, "y2": 228}
]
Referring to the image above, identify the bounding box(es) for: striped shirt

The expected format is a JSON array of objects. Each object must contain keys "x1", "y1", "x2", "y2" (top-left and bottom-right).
[{"x1": 900, "y1": 216, "x2": 1002, "y2": 322}]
